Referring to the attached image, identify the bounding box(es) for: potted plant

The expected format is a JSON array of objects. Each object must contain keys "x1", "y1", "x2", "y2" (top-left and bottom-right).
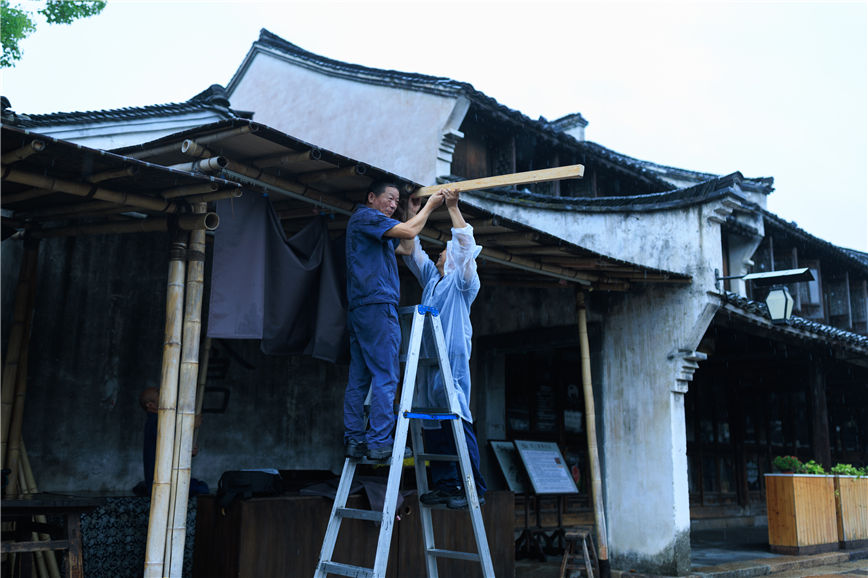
[
  {"x1": 830, "y1": 463, "x2": 868, "y2": 549},
  {"x1": 772, "y1": 455, "x2": 803, "y2": 473},
  {"x1": 766, "y1": 456, "x2": 838, "y2": 554}
]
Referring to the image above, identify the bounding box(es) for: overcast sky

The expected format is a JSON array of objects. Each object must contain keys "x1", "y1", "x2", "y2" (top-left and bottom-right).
[{"x1": 3, "y1": 0, "x2": 866, "y2": 251}]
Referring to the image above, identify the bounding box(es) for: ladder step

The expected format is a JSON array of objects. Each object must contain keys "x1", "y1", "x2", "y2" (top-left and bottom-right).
[
  {"x1": 416, "y1": 452, "x2": 459, "y2": 462},
  {"x1": 318, "y1": 561, "x2": 374, "y2": 577},
  {"x1": 428, "y1": 547, "x2": 481, "y2": 562},
  {"x1": 337, "y1": 507, "x2": 384, "y2": 523},
  {"x1": 404, "y1": 411, "x2": 457, "y2": 420}
]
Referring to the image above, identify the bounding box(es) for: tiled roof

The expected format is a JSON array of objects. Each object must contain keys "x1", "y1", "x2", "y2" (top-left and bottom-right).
[
  {"x1": 761, "y1": 209, "x2": 868, "y2": 275},
  {"x1": 723, "y1": 291, "x2": 868, "y2": 352},
  {"x1": 1, "y1": 85, "x2": 252, "y2": 128},
  {"x1": 453, "y1": 171, "x2": 749, "y2": 212}
]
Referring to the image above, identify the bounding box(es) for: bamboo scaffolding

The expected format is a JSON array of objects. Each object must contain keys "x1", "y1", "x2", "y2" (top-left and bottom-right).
[
  {"x1": 1, "y1": 139, "x2": 45, "y2": 165},
  {"x1": 2, "y1": 168, "x2": 179, "y2": 214},
  {"x1": 144, "y1": 231, "x2": 187, "y2": 578},
  {"x1": 19, "y1": 442, "x2": 62, "y2": 578},
  {"x1": 126, "y1": 125, "x2": 254, "y2": 160},
  {"x1": 411, "y1": 164, "x2": 584, "y2": 198},
  {"x1": 30, "y1": 212, "x2": 220, "y2": 239},
  {"x1": 167, "y1": 203, "x2": 207, "y2": 575},
  {"x1": 182, "y1": 189, "x2": 242, "y2": 205},
  {"x1": 1, "y1": 241, "x2": 39, "y2": 469},
  {"x1": 576, "y1": 291, "x2": 610, "y2": 578},
  {"x1": 479, "y1": 246, "x2": 597, "y2": 285}
]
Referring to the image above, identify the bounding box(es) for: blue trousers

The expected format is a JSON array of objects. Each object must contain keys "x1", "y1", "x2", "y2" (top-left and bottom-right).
[
  {"x1": 344, "y1": 303, "x2": 400, "y2": 452},
  {"x1": 424, "y1": 419, "x2": 487, "y2": 497}
]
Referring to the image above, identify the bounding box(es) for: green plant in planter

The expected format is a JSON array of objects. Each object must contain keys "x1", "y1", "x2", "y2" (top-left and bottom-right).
[
  {"x1": 830, "y1": 463, "x2": 866, "y2": 476},
  {"x1": 773, "y1": 455, "x2": 803, "y2": 473},
  {"x1": 801, "y1": 460, "x2": 825, "y2": 475}
]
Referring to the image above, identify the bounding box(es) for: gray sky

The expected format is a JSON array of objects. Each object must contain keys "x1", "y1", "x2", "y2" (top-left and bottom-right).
[{"x1": 3, "y1": 0, "x2": 866, "y2": 251}]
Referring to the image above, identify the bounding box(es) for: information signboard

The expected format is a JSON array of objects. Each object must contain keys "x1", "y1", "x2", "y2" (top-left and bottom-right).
[{"x1": 514, "y1": 440, "x2": 579, "y2": 495}]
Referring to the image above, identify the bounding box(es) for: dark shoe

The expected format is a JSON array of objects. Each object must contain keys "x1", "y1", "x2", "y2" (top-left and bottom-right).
[
  {"x1": 447, "y1": 492, "x2": 486, "y2": 509},
  {"x1": 366, "y1": 446, "x2": 412, "y2": 463},
  {"x1": 344, "y1": 439, "x2": 366, "y2": 459},
  {"x1": 420, "y1": 486, "x2": 462, "y2": 506}
]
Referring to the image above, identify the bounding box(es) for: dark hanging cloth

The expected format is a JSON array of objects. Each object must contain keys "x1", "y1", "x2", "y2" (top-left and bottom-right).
[{"x1": 207, "y1": 193, "x2": 347, "y2": 363}]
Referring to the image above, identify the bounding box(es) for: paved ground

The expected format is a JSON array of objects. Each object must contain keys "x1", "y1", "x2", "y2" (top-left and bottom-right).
[{"x1": 514, "y1": 526, "x2": 868, "y2": 578}]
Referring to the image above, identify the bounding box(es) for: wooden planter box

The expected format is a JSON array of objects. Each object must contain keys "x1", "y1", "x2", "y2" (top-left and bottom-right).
[
  {"x1": 765, "y1": 474, "x2": 838, "y2": 554},
  {"x1": 834, "y1": 475, "x2": 868, "y2": 549}
]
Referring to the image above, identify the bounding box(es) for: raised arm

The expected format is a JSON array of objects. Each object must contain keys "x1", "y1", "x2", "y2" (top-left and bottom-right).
[{"x1": 385, "y1": 190, "x2": 445, "y2": 239}]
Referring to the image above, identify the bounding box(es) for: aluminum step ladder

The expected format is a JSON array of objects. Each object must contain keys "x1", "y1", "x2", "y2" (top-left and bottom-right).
[{"x1": 314, "y1": 304, "x2": 494, "y2": 578}]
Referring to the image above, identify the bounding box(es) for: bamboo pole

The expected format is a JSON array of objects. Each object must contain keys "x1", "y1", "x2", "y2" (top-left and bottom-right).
[
  {"x1": 166, "y1": 157, "x2": 227, "y2": 174},
  {"x1": 412, "y1": 164, "x2": 584, "y2": 198},
  {"x1": 252, "y1": 148, "x2": 322, "y2": 168},
  {"x1": 5, "y1": 343, "x2": 31, "y2": 497},
  {"x1": 126, "y1": 125, "x2": 254, "y2": 159},
  {"x1": 179, "y1": 139, "x2": 212, "y2": 159},
  {"x1": 177, "y1": 189, "x2": 242, "y2": 205},
  {"x1": 19, "y1": 442, "x2": 62, "y2": 578},
  {"x1": 1, "y1": 240, "x2": 39, "y2": 469},
  {"x1": 1, "y1": 167, "x2": 179, "y2": 213},
  {"x1": 167, "y1": 203, "x2": 207, "y2": 575},
  {"x1": 0, "y1": 187, "x2": 55, "y2": 205},
  {"x1": 21, "y1": 199, "x2": 130, "y2": 220},
  {"x1": 576, "y1": 290, "x2": 610, "y2": 578},
  {"x1": 87, "y1": 166, "x2": 138, "y2": 184},
  {"x1": 144, "y1": 230, "x2": 187, "y2": 578},
  {"x1": 192, "y1": 337, "x2": 212, "y2": 451},
  {"x1": 1, "y1": 139, "x2": 45, "y2": 165},
  {"x1": 30, "y1": 212, "x2": 220, "y2": 239},
  {"x1": 161, "y1": 182, "x2": 220, "y2": 200},
  {"x1": 17, "y1": 466, "x2": 51, "y2": 578}
]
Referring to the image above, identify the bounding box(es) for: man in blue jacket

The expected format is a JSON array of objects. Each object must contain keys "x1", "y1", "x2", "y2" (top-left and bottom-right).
[{"x1": 343, "y1": 181, "x2": 445, "y2": 462}]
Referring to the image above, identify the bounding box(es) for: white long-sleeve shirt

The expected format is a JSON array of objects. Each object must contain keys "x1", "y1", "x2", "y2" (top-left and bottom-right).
[{"x1": 403, "y1": 225, "x2": 482, "y2": 422}]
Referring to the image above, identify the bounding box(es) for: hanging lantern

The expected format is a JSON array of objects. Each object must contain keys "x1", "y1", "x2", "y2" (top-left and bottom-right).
[{"x1": 765, "y1": 285, "x2": 794, "y2": 324}]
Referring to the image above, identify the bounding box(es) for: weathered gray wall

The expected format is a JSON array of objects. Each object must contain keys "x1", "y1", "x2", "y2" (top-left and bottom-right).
[{"x1": 6, "y1": 231, "x2": 593, "y2": 496}]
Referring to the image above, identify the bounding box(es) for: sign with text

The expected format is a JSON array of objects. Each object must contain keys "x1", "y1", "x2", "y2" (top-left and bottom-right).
[{"x1": 514, "y1": 440, "x2": 579, "y2": 495}]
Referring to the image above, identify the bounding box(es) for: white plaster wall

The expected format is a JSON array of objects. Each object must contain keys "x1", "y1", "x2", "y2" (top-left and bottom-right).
[
  {"x1": 466, "y1": 193, "x2": 731, "y2": 573},
  {"x1": 229, "y1": 52, "x2": 460, "y2": 185},
  {"x1": 32, "y1": 111, "x2": 228, "y2": 150}
]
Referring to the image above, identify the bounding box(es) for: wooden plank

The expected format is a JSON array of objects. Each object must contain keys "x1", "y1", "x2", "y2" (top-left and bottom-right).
[
  {"x1": 835, "y1": 476, "x2": 868, "y2": 547},
  {"x1": 412, "y1": 165, "x2": 584, "y2": 198}
]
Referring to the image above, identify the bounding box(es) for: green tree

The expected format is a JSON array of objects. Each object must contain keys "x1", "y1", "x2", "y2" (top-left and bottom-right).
[{"x1": 1, "y1": 0, "x2": 106, "y2": 68}]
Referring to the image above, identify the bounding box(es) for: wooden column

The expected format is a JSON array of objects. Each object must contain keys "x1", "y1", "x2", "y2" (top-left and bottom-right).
[
  {"x1": 144, "y1": 229, "x2": 188, "y2": 578},
  {"x1": 576, "y1": 290, "x2": 610, "y2": 578},
  {"x1": 809, "y1": 360, "x2": 832, "y2": 467},
  {"x1": 167, "y1": 204, "x2": 207, "y2": 575}
]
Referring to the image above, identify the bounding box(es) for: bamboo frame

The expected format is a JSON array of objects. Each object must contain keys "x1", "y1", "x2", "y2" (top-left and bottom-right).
[
  {"x1": 167, "y1": 203, "x2": 207, "y2": 575},
  {"x1": 0, "y1": 187, "x2": 55, "y2": 205},
  {"x1": 1, "y1": 139, "x2": 45, "y2": 165},
  {"x1": 576, "y1": 291, "x2": 610, "y2": 576},
  {"x1": 87, "y1": 166, "x2": 138, "y2": 184},
  {"x1": 2, "y1": 168, "x2": 178, "y2": 214},
  {"x1": 1, "y1": 241, "x2": 39, "y2": 469},
  {"x1": 253, "y1": 148, "x2": 322, "y2": 169},
  {"x1": 297, "y1": 164, "x2": 367, "y2": 185},
  {"x1": 161, "y1": 182, "x2": 220, "y2": 200},
  {"x1": 179, "y1": 139, "x2": 213, "y2": 159},
  {"x1": 30, "y1": 212, "x2": 220, "y2": 239},
  {"x1": 144, "y1": 230, "x2": 187, "y2": 578},
  {"x1": 411, "y1": 164, "x2": 584, "y2": 198}
]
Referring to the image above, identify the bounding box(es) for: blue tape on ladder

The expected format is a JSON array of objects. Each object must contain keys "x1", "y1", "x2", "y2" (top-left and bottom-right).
[
  {"x1": 417, "y1": 305, "x2": 439, "y2": 316},
  {"x1": 404, "y1": 411, "x2": 457, "y2": 420}
]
